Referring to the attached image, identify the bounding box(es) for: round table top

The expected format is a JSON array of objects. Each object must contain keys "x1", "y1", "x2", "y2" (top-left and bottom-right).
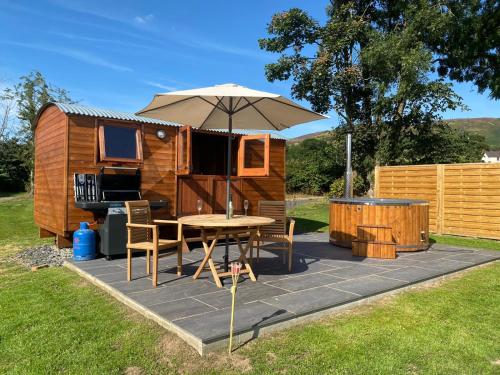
[{"x1": 178, "y1": 214, "x2": 275, "y2": 228}]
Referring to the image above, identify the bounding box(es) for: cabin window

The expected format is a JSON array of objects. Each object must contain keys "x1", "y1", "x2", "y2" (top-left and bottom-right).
[
  {"x1": 98, "y1": 124, "x2": 142, "y2": 162},
  {"x1": 238, "y1": 134, "x2": 270, "y2": 176}
]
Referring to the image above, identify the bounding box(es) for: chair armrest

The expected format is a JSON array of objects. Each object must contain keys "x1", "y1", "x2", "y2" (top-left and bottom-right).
[
  {"x1": 126, "y1": 223, "x2": 157, "y2": 229},
  {"x1": 288, "y1": 218, "x2": 296, "y2": 242},
  {"x1": 153, "y1": 220, "x2": 178, "y2": 225}
]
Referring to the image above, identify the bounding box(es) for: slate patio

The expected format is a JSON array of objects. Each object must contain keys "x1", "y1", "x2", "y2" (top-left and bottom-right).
[{"x1": 65, "y1": 232, "x2": 499, "y2": 354}]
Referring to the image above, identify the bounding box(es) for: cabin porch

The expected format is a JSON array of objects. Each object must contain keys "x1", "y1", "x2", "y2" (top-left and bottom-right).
[{"x1": 64, "y1": 231, "x2": 500, "y2": 355}]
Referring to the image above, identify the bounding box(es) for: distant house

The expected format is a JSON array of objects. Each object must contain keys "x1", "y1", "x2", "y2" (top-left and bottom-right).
[{"x1": 482, "y1": 151, "x2": 500, "y2": 163}]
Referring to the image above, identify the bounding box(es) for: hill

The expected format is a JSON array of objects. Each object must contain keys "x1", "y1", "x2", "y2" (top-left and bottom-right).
[
  {"x1": 288, "y1": 118, "x2": 500, "y2": 149},
  {"x1": 447, "y1": 118, "x2": 500, "y2": 150},
  {"x1": 287, "y1": 131, "x2": 329, "y2": 145}
]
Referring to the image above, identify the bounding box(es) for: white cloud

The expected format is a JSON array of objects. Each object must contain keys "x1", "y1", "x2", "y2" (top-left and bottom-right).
[
  {"x1": 0, "y1": 41, "x2": 132, "y2": 72},
  {"x1": 45, "y1": 1, "x2": 268, "y2": 60},
  {"x1": 134, "y1": 14, "x2": 154, "y2": 25},
  {"x1": 141, "y1": 80, "x2": 178, "y2": 92}
]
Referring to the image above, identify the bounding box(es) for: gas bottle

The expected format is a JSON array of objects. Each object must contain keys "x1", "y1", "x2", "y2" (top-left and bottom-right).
[{"x1": 73, "y1": 222, "x2": 96, "y2": 261}]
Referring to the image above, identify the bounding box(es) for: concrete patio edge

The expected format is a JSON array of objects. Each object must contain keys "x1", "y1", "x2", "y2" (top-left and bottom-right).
[{"x1": 63, "y1": 258, "x2": 498, "y2": 356}]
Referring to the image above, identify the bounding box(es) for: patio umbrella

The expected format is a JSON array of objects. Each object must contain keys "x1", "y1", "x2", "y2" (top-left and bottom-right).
[{"x1": 137, "y1": 83, "x2": 327, "y2": 269}]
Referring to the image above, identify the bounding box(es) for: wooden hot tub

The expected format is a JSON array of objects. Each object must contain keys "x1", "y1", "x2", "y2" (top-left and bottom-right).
[{"x1": 329, "y1": 198, "x2": 429, "y2": 252}]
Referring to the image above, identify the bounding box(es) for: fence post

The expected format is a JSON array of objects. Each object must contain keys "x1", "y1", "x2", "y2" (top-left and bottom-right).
[
  {"x1": 436, "y1": 164, "x2": 444, "y2": 234},
  {"x1": 374, "y1": 166, "x2": 380, "y2": 197}
]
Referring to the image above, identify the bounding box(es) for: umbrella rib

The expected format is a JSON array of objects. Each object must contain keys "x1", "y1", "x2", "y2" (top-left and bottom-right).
[
  {"x1": 267, "y1": 97, "x2": 322, "y2": 116},
  {"x1": 232, "y1": 98, "x2": 265, "y2": 115},
  {"x1": 232, "y1": 97, "x2": 244, "y2": 112},
  {"x1": 215, "y1": 96, "x2": 230, "y2": 113},
  {"x1": 198, "y1": 96, "x2": 225, "y2": 129},
  {"x1": 198, "y1": 96, "x2": 229, "y2": 113},
  {"x1": 242, "y1": 97, "x2": 280, "y2": 130}
]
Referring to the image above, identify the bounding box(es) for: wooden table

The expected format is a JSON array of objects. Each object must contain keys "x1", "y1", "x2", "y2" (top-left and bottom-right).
[{"x1": 178, "y1": 214, "x2": 275, "y2": 288}]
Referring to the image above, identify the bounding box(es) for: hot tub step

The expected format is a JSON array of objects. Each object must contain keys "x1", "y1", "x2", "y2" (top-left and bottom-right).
[{"x1": 352, "y1": 240, "x2": 396, "y2": 259}]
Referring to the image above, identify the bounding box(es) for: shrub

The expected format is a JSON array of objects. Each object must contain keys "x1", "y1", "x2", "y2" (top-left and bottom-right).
[{"x1": 328, "y1": 175, "x2": 367, "y2": 198}]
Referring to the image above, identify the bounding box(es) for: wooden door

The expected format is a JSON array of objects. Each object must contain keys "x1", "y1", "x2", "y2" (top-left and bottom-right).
[
  {"x1": 177, "y1": 175, "x2": 211, "y2": 216},
  {"x1": 176, "y1": 125, "x2": 192, "y2": 175},
  {"x1": 213, "y1": 177, "x2": 243, "y2": 214}
]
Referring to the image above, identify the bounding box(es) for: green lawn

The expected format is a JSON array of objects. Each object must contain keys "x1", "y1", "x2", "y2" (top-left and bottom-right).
[
  {"x1": 0, "y1": 193, "x2": 51, "y2": 250},
  {"x1": 0, "y1": 196, "x2": 499, "y2": 374}
]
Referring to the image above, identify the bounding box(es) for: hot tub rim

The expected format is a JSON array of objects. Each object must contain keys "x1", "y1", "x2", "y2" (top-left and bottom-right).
[{"x1": 329, "y1": 197, "x2": 429, "y2": 206}]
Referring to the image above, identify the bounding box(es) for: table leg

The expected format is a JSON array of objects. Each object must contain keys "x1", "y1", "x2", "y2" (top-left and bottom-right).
[
  {"x1": 233, "y1": 231, "x2": 257, "y2": 282},
  {"x1": 193, "y1": 228, "x2": 223, "y2": 288}
]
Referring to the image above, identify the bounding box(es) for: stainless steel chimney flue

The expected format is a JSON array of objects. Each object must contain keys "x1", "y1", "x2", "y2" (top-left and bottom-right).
[{"x1": 344, "y1": 133, "x2": 353, "y2": 198}]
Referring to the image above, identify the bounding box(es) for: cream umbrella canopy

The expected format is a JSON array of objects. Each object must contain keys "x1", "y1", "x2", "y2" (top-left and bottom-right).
[{"x1": 137, "y1": 83, "x2": 327, "y2": 270}]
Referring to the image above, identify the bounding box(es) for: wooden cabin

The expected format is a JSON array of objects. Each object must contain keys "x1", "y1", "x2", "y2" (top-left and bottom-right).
[{"x1": 34, "y1": 103, "x2": 286, "y2": 247}]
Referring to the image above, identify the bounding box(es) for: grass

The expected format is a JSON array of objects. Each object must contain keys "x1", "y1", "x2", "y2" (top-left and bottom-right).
[
  {"x1": 0, "y1": 263, "x2": 166, "y2": 374},
  {"x1": 0, "y1": 195, "x2": 499, "y2": 374},
  {"x1": 288, "y1": 201, "x2": 330, "y2": 233},
  {"x1": 244, "y1": 263, "x2": 500, "y2": 374},
  {"x1": 0, "y1": 193, "x2": 51, "y2": 251}
]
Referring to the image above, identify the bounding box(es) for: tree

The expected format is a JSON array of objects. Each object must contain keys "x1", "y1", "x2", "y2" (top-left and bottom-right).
[
  {"x1": 0, "y1": 71, "x2": 74, "y2": 192},
  {"x1": 2, "y1": 71, "x2": 74, "y2": 192},
  {"x1": 260, "y1": 1, "x2": 489, "y2": 184},
  {"x1": 425, "y1": 0, "x2": 500, "y2": 99},
  {"x1": 286, "y1": 137, "x2": 344, "y2": 194}
]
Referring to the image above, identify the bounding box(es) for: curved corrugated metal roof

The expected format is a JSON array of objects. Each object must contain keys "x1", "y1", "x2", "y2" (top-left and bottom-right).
[
  {"x1": 53, "y1": 102, "x2": 181, "y2": 127},
  {"x1": 41, "y1": 102, "x2": 287, "y2": 140}
]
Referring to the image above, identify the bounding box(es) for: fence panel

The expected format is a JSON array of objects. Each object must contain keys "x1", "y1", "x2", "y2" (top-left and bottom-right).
[{"x1": 375, "y1": 163, "x2": 500, "y2": 240}]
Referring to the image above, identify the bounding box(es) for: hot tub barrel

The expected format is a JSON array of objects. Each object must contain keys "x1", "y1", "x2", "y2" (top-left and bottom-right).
[{"x1": 329, "y1": 198, "x2": 429, "y2": 252}]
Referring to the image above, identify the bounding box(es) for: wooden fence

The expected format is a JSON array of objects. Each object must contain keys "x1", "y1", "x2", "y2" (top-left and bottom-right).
[{"x1": 374, "y1": 163, "x2": 500, "y2": 240}]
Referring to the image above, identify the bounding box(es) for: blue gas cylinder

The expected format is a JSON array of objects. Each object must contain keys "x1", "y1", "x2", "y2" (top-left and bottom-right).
[{"x1": 73, "y1": 222, "x2": 96, "y2": 261}]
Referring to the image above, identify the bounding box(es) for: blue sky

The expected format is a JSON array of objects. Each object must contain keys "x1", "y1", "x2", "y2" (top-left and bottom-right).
[{"x1": 0, "y1": 0, "x2": 498, "y2": 138}]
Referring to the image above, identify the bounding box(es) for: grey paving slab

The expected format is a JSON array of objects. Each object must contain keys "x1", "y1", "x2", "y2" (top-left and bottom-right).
[
  {"x1": 174, "y1": 301, "x2": 294, "y2": 341},
  {"x1": 97, "y1": 270, "x2": 130, "y2": 283},
  {"x1": 110, "y1": 278, "x2": 160, "y2": 294},
  {"x1": 130, "y1": 280, "x2": 217, "y2": 306},
  {"x1": 263, "y1": 286, "x2": 358, "y2": 315},
  {"x1": 85, "y1": 265, "x2": 125, "y2": 276},
  {"x1": 321, "y1": 264, "x2": 389, "y2": 279},
  {"x1": 421, "y1": 259, "x2": 474, "y2": 273},
  {"x1": 447, "y1": 252, "x2": 499, "y2": 264},
  {"x1": 378, "y1": 266, "x2": 443, "y2": 283},
  {"x1": 149, "y1": 298, "x2": 216, "y2": 321},
  {"x1": 194, "y1": 283, "x2": 288, "y2": 309},
  {"x1": 331, "y1": 275, "x2": 408, "y2": 296},
  {"x1": 404, "y1": 251, "x2": 452, "y2": 262},
  {"x1": 266, "y1": 272, "x2": 345, "y2": 292}
]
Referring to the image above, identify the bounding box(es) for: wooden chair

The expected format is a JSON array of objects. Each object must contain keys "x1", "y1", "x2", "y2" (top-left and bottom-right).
[
  {"x1": 125, "y1": 200, "x2": 182, "y2": 287},
  {"x1": 251, "y1": 200, "x2": 295, "y2": 272}
]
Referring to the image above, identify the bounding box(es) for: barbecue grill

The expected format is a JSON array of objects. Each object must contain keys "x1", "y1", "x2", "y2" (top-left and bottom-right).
[{"x1": 74, "y1": 166, "x2": 167, "y2": 259}]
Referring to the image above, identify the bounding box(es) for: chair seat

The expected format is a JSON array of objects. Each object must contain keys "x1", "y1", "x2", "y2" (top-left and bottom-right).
[{"x1": 127, "y1": 239, "x2": 180, "y2": 250}]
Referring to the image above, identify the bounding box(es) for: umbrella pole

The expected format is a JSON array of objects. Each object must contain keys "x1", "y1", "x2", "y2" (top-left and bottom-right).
[{"x1": 224, "y1": 98, "x2": 233, "y2": 272}]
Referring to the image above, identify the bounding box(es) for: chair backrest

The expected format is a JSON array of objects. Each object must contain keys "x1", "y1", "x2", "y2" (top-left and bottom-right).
[
  {"x1": 125, "y1": 200, "x2": 151, "y2": 243},
  {"x1": 258, "y1": 200, "x2": 286, "y2": 235}
]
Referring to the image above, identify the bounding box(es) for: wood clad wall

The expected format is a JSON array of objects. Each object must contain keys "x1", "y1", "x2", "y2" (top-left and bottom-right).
[
  {"x1": 375, "y1": 163, "x2": 500, "y2": 240},
  {"x1": 65, "y1": 116, "x2": 178, "y2": 233},
  {"x1": 242, "y1": 139, "x2": 286, "y2": 215},
  {"x1": 177, "y1": 139, "x2": 286, "y2": 216},
  {"x1": 34, "y1": 106, "x2": 67, "y2": 235}
]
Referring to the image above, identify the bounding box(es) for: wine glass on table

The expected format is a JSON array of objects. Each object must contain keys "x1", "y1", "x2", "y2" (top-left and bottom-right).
[
  {"x1": 244, "y1": 200, "x2": 249, "y2": 216},
  {"x1": 196, "y1": 199, "x2": 202, "y2": 215}
]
